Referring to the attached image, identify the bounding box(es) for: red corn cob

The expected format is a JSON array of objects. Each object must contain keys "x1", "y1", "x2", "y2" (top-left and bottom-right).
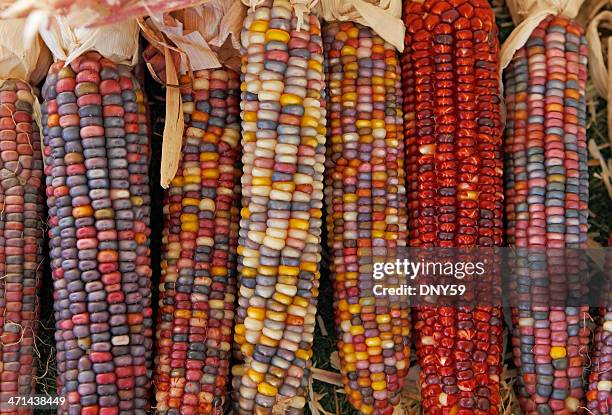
[{"x1": 402, "y1": 0, "x2": 504, "y2": 413}]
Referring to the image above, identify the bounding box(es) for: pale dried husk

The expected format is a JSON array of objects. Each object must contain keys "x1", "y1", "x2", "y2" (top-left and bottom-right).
[
  {"x1": 1, "y1": 0, "x2": 208, "y2": 27},
  {"x1": 141, "y1": 0, "x2": 244, "y2": 74},
  {"x1": 140, "y1": 0, "x2": 245, "y2": 188},
  {"x1": 501, "y1": 0, "x2": 586, "y2": 71},
  {"x1": 241, "y1": 0, "x2": 318, "y2": 29},
  {"x1": 39, "y1": 15, "x2": 140, "y2": 66},
  {"x1": 0, "y1": 17, "x2": 52, "y2": 158},
  {"x1": 575, "y1": 0, "x2": 612, "y2": 147},
  {"x1": 0, "y1": 17, "x2": 51, "y2": 84}
]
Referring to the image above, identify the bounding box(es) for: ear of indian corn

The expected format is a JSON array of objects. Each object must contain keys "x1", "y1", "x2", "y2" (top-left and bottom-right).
[
  {"x1": 503, "y1": 15, "x2": 591, "y2": 414},
  {"x1": 323, "y1": 21, "x2": 410, "y2": 415},
  {"x1": 402, "y1": 0, "x2": 505, "y2": 413},
  {"x1": 154, "y1": 68, "x2": 241, "y2": 415},
  {"x1": 0, "y1": 81, "x2": 45, "y2": 414},
  {"x1": 231, "y1": 0, "x2": 326, "y2": 413},
  {"x1": 42, "y1": 52, "x2": 153, "y2": 415}
]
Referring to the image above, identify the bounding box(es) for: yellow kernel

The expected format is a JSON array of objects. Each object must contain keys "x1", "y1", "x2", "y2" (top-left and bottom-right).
[
  {"x1": 199, "y1": 152, "x2": 219, "y2": 161},
  {"x1": 550, "y1": 346, "x2": 567, "y2": 359},
  {"x1": 273, "y1": 292, "x2": 292, "y2": 305},
  {"x1": 241, "y1": 207, "x2": 251, "y2": 219},
  {"x1": 348, "y1": 304, "x2": 360, "y2": 314},
  {"x1": 341, "y1": 45, "x2": 356, "y2": 56},
  {"x1": 202, "y1": 169, "x2": 219, "y2": 179},
  {"x1": 289, "y1": 219, "x2": 309, "y2": 230},
  {"x1": 247, "y1": 307, "x2": 265, "y2": 320},
  {"x1": 181, "y1": 222, "x2": 199, "y2": 233},
  {"x1": 355, "y1": 351, "x2": 369, "y2": 361},
  {"x1": 347, "y1": 27, "x2": 359, "y2": 38},
  {"x1": 252, "y1": 177, "x2": 271, "y2": 186},
  {"x1": 301, "y1": 116, "x2": 319, "y2": 128},
  {"x1": 350, "y1": 325, "x2": 364, "y2": 336},
  {"x1": 258, "y1": 265, "x2": 278, "y2": 276},
  {"x1": 174, "y1": 309, "x2": 191, "y2": 319},
  {"x1": 248, "y1": 368, "x2": 265, "y2": 383},
  {"x1": 234, "y1": 324, "x2": 245, "y2": 335},
  {"x1": 273, "y1": 182, "x2": 295, "y2": 192},
  {"x1": 295, "y1": 349, "x2": 310, "y2": 361},
  {"x1": 182, "y1": 198, "x2": 199, "y2": 206},
  {"x1": 265, "y1": 29, "x2": 289, "y2": 43},
  {"x1": 355, "y1": 119, "x2": 371, "y2": 129},
  {"x1": 250, "y1": 20, "x2": 268, "y2": 32},
  {"x1": 376, "y1": 314, "x2": 391, "y2": 324},
  {"x1": 242, "y1": 267, "x2": 256, "y2": 278},
  {"x1": 371, "y1": 381, "x2": 386, "y2": 391},
  {"x1": 343, "y1": 194, "x2": 357, "y2": 203},
  {"x1": 308, "y1": 60, "x2": 323, "y2": 72},
  {"x1": 266, "y1": 310, "x2": 286, "y2": 322},
  {"x1": 300, "y1": 262, "x2": 317, "y2": 273},
  {"x1": 342, "y1": 92, "x2": 357, "y2": 102},
  {"x1": 260, "y1": 335, "x2": 279, "y2": 347},
  {"x1": 257, "y1": 382, "x2": 278, "y2": 397},
  {"x1": 278, "y1": 265, "x2": 299, "y2": 276},
  {"x1": 371, "y1": 372, "x2": 386, "y2": 382},
  {"x1": 365, "y1": 337, "x2": 381, "y2": 347},
  {"x1": 243, "y1": 112, "x2": 257, "y2": 122},
  {"x1": 293, "y1": 297, "x2": 309, "y2": 308},
  {"x1": 180, "y1": 213, "x2": 198, "y2": 223},
  {"x1": 280, "y1": 94, "x2": 302, "y2": 106}
]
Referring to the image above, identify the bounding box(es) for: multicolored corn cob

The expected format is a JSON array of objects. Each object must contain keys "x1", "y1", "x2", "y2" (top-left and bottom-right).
[
  {"x1": 402, "y1": 0, "x2": 505, "y2": 413},
  {"x1": 504, "y1": 15, "x2": 590, "y2": 414},
  {"x1": 231, "y1": 0, "x2": 326, "y2": 413},
  {"x1": 0, "y1": 80, "x2": 45, "y2": 414},
  {"x1": 154, "y1": 68, "x2": 241, "y2": 415},
  {"x1": 323, "y1": 21, "x2": 410, "y2": 415},
  {"x1": 42, "y1": 52, "x2": 153, "y2": 415}
]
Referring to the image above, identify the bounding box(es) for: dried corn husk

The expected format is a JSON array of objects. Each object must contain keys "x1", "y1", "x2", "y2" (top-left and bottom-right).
[
  {"x1": 0, "y1": 16, "x2": 51, "y2": 140},
  {"x1": 1, "y1": 0, "x2": 207, "y2": 26},
  {"x1": 581, "y1": 0, "x2": 612, "y2": 149},
  {"x1": 140, "y1": 0, "x2": 244, "y2": 188},
  {"x1": 501, "y1": 0, "x2": 586, "y2": 70},
  {"x1": 39, "y1": 15, "x2": 139, "y2": 66},
  {"x1": 0, "y1": 17, "x2": 51, "y2": 84}
]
